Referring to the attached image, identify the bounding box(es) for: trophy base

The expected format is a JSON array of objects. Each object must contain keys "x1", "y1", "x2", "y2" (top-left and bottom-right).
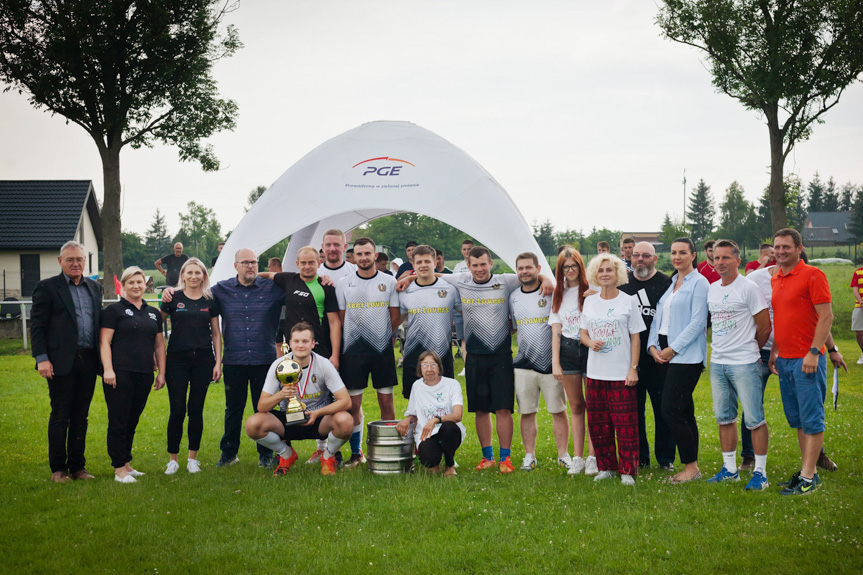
[{"x1": 283, "y1": 410, "x2": 309, "y2": 426}]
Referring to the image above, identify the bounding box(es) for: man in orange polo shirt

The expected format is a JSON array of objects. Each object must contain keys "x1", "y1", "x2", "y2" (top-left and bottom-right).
[{"x1": 768, "y1": 228, "x2": 840, "y2": 495}]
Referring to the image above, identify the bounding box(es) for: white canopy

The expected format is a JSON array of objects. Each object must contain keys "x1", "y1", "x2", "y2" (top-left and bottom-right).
[{"x1": 213, "y1": 120, "x2": 548, "y2": 282}]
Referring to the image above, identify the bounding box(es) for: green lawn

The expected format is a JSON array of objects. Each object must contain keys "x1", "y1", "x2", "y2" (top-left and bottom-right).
[{"x1": 2, "y1": 267, "x2": 862, "y2": 573}]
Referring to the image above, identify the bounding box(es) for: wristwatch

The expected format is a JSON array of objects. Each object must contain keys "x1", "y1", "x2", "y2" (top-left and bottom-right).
[
  {"x1": 809, "y1": 347, "x2": 820, "y2": 355},
  {"x1": 827, "y1": 346, "x2": 838, "y2": 354},
  {"x1": 630, "y1": 365, "x2": 640, "y2": 372}
]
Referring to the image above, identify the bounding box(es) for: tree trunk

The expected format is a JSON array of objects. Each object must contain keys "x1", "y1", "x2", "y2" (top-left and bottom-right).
[
  {"x1": 97, "y1": 143, "x2": 123, "y2": 300},
  {"x1": 765, "y1": 105, "x2": 788, "y2": 232}
]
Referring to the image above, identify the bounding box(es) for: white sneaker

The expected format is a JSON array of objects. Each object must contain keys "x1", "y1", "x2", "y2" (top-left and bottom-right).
[
  {"x1": 187, "y1": 459, "x2": 202, "y2": 474},
  {"x1": 114, "y1": 474, "x2": 137, "y2": 484},
  {"x1": 457, "y1": 368, "x2": 466, "y2": 377},
  {"x1": 621, "y1": 474, "x2": 636, "y2": 486},
  {"x1": 585, "y1": 456, "x2": 599, "y2": 476},
  {"x1": 568, "y1": 456, "x2": 586, "y2": 475},
  {"x1": 165, "y1": 460, "x2": 179, "y2": 475},
  {"x1": 520, "y1": 454, "x2": 537, "y2": 471},
  {"x1": 557, "y1": 454, "x2": 573, "y2": 472},
  {"x1": 128, "y1": 468, "x2": 145, "y2": 478},
  {"x1": 594, "y1": 470, "x2": 617, "y2": 481},
  {"x1": 857, "y1": 354, "x2": 863, "y2": 365}
]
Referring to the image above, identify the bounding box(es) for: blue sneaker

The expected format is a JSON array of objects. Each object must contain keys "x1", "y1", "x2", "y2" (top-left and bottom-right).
[
  {"x1": 706, "y1": 466, "x2": 740, "y2": 483},
  {"x1": 744, "y1": 470, "x2": 769, "y2": 491},
  {"x1": 780, "y1": 473, "x2": 821, "y2": 496}
]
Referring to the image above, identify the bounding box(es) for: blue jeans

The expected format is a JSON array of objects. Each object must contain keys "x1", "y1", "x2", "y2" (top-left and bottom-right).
[
  {"x1": 741, "y1": 350, "x2": 771, "y2": 458},
  {"x1": 220, "y1": 363, "x2": 272, "y2": 459},
  {"x1": 711, "y1": 361, "x2": 766, "y2": 428}
]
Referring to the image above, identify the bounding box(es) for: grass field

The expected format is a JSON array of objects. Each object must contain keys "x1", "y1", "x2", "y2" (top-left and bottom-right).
[{"x1": 1, "y1": 266, "x2": 862, "y2": 573}]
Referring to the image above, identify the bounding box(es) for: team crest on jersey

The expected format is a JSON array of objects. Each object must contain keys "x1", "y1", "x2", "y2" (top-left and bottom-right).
[
  {"x1": 492, "y1": 283, "x2": 501, "y2": 290},
  {"x1": 177, "y1": 302, "x2": 185, "y2": 309},
  {"x1": 378, "y1": 284, "x2": 387, "y2": 292},
  {"x1": 312, "y1": 375, "x2": 317, "y2": 383},
  {"x1": 148, "y1": 312, "x2": 157, "y2": 321},
  {"x1": 437, "y1": 289, "x2": 447, "y2": 298},
  {"x1": 538, "y1": 299, "x2": 547, "y2": 308},
  {"x1": 125, "y1": 309, "x2": 134, "y2": 317}
]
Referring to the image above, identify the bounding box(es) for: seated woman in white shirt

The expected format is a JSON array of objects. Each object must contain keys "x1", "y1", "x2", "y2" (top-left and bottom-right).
[{"x1": 396, "y1": 350, "x2": 465, "y2": 477}]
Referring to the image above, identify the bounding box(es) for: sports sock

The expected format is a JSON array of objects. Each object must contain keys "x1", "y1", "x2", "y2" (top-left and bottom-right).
[
  {"x1": 324, "y1": 432, "x2": 347, "y2": 459},
  {"x1": 350, "y1": 424, "x2": 362, "y2": 454},
  {"x1": 316, "y1": 439, "x2": 327, "y2": 452},
  {"x1": 499, "y1": 447, "x2": 511, "y2": 461},
  {"x1": 754, "y1": 453, "x2": 767, "y2": 474},
  {"x1": 722, "y1": 451, "x2": 737, "y2": 473},
  {"x1": 481, "y1": 445, "x2": 494, "y2": 461},
  {"x1": 257, "y1": 432, "x2": 290, "y2": 457}
]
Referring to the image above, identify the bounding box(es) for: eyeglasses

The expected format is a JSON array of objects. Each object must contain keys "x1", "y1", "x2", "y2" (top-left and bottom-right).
[
  {"x1": 562, "y1": 265, "x2": 579, "y2": 271},
  {"x1": 632, "y1": 254, "x2": 654, "y2": 259},
  {"x1": 236, "y1": 260, "x2": 258, "y2": 267},
  {"x1": 420, "y1": 363, "x2": 438, "y2": 369}
]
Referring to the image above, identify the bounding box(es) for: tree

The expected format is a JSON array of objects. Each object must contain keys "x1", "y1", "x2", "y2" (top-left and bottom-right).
[
  {"x1": 784, "y1": 174, "x2": 807, "y2": 229},
  {"x1": 532, "y1": 219, "x2": 556, "y2": 256},
  {"x1": 806, "y1": 172, "x2": 825, "y2": 212},
  {"x1": 555, "y1": 228, "x2": 584, "y2": 251},
  {"x1": 840, "y1": 182, "x2": 859, "y2": 212},
  {"x1": 584, "y1": 227, "x2": 622, "y2": 255},
  {"x1": 657, "y1": 1, "x2": 863, "y2": 232},
  {"x1": 173, "y1": 201, "x2": 223, "y2": 262},
  {"x1": 120, "y1": 231, "x2": 148, "y2": 269},
  {"x1": 245, "y1": 185, "x2": 267, "y2": 212},
  {"x1": 145, "y1": 209, "x2": 172, "y2": 264},
  {"x1": 717, "y1": 181, "x2": 757, "y2": 248},
  {"x1": 686, "y1": 179, "x2": 715, "y2": 243},
  {"x1": 356, "y1": 213, "x2": 474, "y2": 260},
  {"x1": 659, "y1": 213, "x2": 688, "y2": 247},
  {"x1": 849, "y1": 187, "x2": 863, "y2": 243},
  {"x1": 823, "y1": 176, "x2": 840, "y2": 212},
  {"x1": 0, "y1": 1, "x2": 241, "y2": 296}
]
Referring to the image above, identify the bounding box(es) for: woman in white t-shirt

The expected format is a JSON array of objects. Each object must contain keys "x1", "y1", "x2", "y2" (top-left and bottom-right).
[
  {"x1": 396, "y1": 350, "x2": 465, "y2": 477},
  {"x1": 550, "y1": 246, "x2": 598, "y2": 476},
  {"x1": 579, "y1": 254, "x2": 646, "y2": 486}
]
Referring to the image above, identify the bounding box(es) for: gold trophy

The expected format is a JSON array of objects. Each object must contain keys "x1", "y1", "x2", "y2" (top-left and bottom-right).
[{"x1": 276, "y1": 342, "x2": 308, "y2": 425}]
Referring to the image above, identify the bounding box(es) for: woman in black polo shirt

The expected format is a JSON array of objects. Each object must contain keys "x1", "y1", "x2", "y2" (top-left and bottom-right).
[
  {"x1": 100, "y1": 266, "x2": 166, "y2": 483},
  {"x1": 159, "y1": 257, "x2": 221, "y2": 475}
]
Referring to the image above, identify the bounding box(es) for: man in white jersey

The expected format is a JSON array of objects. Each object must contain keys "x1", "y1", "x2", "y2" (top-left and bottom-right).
[
  {"x1": 510, "y1": 252, "x2": 569, "y2": 471},
  {"x1": 399, "y1": 245, "x2": 458, "y2": 397},
  {"x1": 336, "y1": 237, "x2": 400, "y2": 467},
  {"x1": 705, "y1": 240, "x2": 772, "y2": 490},
  {"x1": 319, "y1": 228, "x2": 358, "y2": 282},
  {"x1": 244, "y1": 323, "x2": 352, "y2": 476},
  {"x1": 451, "y1": 239, "x2": 473, "y2": 274}
]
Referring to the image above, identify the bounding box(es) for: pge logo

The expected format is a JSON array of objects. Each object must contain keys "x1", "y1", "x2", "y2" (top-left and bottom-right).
[{"x1": 353, "y1": 157, "x2": 415, "y2": 176}]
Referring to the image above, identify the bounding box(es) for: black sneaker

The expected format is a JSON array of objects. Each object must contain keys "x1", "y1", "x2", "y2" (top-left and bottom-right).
[
  {"x1": 778, "y1": 471, "x2": 801, "y2": 488},
  {"x1": 639, "y1": 461, "x2": 651, "y2": 469},
  {"x1": 334, "y1": 450, "x2": 344, "y2": 469},
  {"x1": 258, "y1": 454, "x2": 274, "y2": 468},
  {"x1": 780, "y1": 473, "x2": 821, "y2": 496},
  {"x1": 817, "y1": 451, "x2": 838, "y2": 471},
  {"x1": 216, "y1": 454, "x2": 239, "y2": 468},
  {"x1": 660, "y1": 462, "x2": 675, "y2": 472}
]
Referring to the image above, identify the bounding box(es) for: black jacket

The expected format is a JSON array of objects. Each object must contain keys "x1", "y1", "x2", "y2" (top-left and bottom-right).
[{"x1": 30, "y1": 273, "x2": 102, "y2": 376}]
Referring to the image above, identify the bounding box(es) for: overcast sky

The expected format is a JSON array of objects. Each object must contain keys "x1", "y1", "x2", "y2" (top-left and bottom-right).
[{"x1": 2, "y1": 0, "x2": 862, "y2": 240}]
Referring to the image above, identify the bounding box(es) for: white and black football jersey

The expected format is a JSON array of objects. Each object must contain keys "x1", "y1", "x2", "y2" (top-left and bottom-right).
[
  {"x1": 510, "y1": 286, "x2": 553, "y2": 374},
  {"x1": 442, "y1": 272, "x2": 521, "y2": 355},
  {"x1": 399, "y1": 279, "x2": 458, "y2": 362},
  {"x1": 336, "y1": 271, "x2": 399, "y2": 355}
]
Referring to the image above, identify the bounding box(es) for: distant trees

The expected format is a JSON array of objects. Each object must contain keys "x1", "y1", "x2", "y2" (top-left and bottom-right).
[{"x1": 686, "y1": 179, "x2": 715, "y2": 244}]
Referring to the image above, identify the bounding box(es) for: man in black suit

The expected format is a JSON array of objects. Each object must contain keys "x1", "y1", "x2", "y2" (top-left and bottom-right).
[{"x1": 31, "y1": 241, "x2": 102, "y2": 483}]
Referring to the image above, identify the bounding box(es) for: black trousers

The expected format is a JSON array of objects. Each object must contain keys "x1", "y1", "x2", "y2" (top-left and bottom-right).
[
  {"x1": 166, "y1": 349, "x2": 214, "y2": 454},
  {"x1": 47, "y1": 349, "x2": 98, "y2": 473},
  {"x1": 220, "y1": 363, "x2": 271, "y2": 458},
  {"x1": 660, "y1": 361, "x2": 704, "y2": 465},
  {"x1": 637, "y1": 358, "x2": 677, "y2": 466},
  {"x1": 104, "y1": 370, "x2": 153, "y2": 469},
  {"x1": 417, "y1": 421, "x2": 462, "y2": 468}
]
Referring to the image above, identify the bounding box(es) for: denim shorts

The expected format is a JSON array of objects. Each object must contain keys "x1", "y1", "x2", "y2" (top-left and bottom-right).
[
  {"x1": 560, "y1": 336, "x2": 588, "y2": 375},
  {"x1": 775, "y1": 355, "x2": 827, "y2": 434},
  {"x1": 710, "y1": 361, "x2": 766, "y2": 429}
]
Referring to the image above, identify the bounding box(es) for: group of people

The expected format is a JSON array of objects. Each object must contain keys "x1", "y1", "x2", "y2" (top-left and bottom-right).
[{"x1": 31, "y1": 227, "x2": 843, "y2": 494}]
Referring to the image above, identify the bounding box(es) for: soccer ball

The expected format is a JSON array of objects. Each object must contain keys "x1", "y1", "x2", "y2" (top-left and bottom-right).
[{"x1": 276, "y1": 359, "x2": 301, "y2": 385}]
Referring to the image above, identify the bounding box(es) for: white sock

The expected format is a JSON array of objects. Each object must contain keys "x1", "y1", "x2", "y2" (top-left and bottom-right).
[
  {"x1": 324, "y1": 432, "x2": 347, "y2": 459},
  {"x1": 316, "y1": 439, "x2": 326, "y2": 451},
  {"x1": 257, "y1": 431, "x2": 290, "y2": 457},
  {"x1": 359, "y1": 414, "x2": 365, "y2": 444},
  {"x1": 754, "y1": 453, "x2": 767, "y2": 474},
  {"x1": 722, "y1": 451, "x2": 737, "y2": 473}
]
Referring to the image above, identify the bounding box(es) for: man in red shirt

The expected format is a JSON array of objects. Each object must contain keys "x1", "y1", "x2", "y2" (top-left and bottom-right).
[
  {"x1": 850, "y1": 265, "x2": 863, "y2": 364},
  {"x1": 745, "y1": 244, "x2": 775, "y2": 275},
  {"x1": 768, "y1": 228, "x2": 840, "y2": 495},
  {"x1": 697, "y1": 240, "x2": 720, "y2": 284}
]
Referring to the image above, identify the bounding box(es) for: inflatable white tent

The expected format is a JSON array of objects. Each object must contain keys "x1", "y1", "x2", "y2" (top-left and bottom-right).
[{"x1": 213, "y1": 121, "x2": 549, "y2": 282}]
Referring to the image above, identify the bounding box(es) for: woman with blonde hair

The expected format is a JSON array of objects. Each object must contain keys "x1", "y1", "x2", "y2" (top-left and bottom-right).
[
  {"x1": 159, "y1": 257, "x2": 222, "y2": 475},
  {"x1": 549, "y1": 245, "x2": 598, "y2": 475},
  {"x1": 579, "y1": 254, "x2": 645, "y2": 485},
  {"x1": 100, "y1": 267, "x2": 166, "y2": 483}
]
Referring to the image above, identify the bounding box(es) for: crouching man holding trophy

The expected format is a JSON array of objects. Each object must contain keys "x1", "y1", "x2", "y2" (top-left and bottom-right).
[{"x1": 245, "y1": 322, "x2": 353, "y2": 476}]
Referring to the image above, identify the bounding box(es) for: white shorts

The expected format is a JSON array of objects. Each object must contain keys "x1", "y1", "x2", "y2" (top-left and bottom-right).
[
  {"x1": 514, "y1": 368, "x2": 566, "y2": 414},
  {"x1": 852, "y1": 308, "x2": 863, "y2": 331}
]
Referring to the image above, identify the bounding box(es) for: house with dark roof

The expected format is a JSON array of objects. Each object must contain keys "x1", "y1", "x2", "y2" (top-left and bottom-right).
[
  {"x1": 802, "y1": 212, "x2": 854, "y2": 247},
  {"x1": 0, "y1": 181, "x2": 102, "y2": 298}
]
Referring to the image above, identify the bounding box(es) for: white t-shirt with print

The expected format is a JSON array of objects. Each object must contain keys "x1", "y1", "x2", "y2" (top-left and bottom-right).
[
  {"x1": 708, "y1": 274, "x2": 768, "y2": 364},
  {"x1": 580, "y1": 291, "x2": 646, "y2": 381},
  {"x1": 746, "y1": 266, "x2": 775, "y2": 351},
  {"x1": 549, "y1": 285, "x2": 581, "y2": 340},
  {"x1": 404, "y1": 376, "x2": 466, "y2": 448}
]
